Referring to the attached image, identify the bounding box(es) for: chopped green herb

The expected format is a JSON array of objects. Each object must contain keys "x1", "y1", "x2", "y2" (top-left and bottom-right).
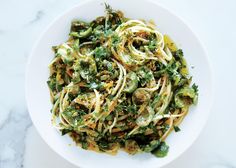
[
  {"x1": 174, "y1": 126, "x2": 181, "y2": 132},
  {"x1": 61, "y1": 129, "x2": 72, "y2": 136},
  {"x1": 94, "y1": 46, "x2": 110, "y2": 61}
]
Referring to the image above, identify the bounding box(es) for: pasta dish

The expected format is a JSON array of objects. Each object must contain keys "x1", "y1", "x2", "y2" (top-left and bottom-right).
[{"x1": 47, "y1": 5, "x2": 198, "y2": 157}]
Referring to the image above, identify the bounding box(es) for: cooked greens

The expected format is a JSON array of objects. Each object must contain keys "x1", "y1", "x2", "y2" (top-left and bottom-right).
[{"x1": 47, "y1": 5, "x2": 198, "y2": 157}]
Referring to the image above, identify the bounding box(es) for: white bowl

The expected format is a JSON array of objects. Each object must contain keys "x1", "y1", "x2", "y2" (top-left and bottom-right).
[{"x1": 25, "y1": 0, "x2": 213, "y2": 167}]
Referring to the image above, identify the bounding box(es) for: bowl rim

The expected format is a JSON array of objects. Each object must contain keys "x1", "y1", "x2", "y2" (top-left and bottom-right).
[{"x1": 25, "y1": 0, "x2": 214, "y2": 167}]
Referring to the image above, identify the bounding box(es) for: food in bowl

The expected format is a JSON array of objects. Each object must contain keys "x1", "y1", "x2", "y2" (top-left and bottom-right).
[{"x1": 47, "y1": 5, "x2": 198, "y2": 157}]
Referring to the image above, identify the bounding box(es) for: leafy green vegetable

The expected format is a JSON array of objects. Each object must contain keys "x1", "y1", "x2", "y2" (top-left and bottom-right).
[
  {"x1": 73, "y1": 56, "x2": 97, "y2": 82},
  {"x1": 94, "y1": 46, "x2": 110, "y2": 61},
  {"x1": 82, "y1": 141, "x2": 88, "y2": 149},
  {"x1": 136, "y1": 66, "x2": 154, "y2": 86},
  {"x1": 105, "y1": 113, "x2": 114, "y2": 121},
  {"x1": 47, "y1": 79, "x2": 56, "y2": 91},
  {"x1": 61, "y1": 129, "x2": 72, "y2": 136},
  {"x1": 98, "y1": 139, "x2": 109, "y2": 151},
  {"x1": 175, "y1": 49, "x2": 183, "y2": 58},
  {"x1": 126, "y1": 104, "x2": 137, "y2": 114},
  {"x1": 62, "y1": 107, "x2": 86, "y2": 127},
  {"x1": 192, "y1": 83, "x2": 199, "y2": 93},
  {"x1": 174, "y1": 126, "x2": 181, "y2": 132},
  {"x1": 163, "y1": 123, "x2": 170, "y2": 132},
  {"x1": 148, "y1": 40, "x2": 157, "y2": 51},
  {"x1": 111, "y1": 33, "x2": 120, "y2": 46}
]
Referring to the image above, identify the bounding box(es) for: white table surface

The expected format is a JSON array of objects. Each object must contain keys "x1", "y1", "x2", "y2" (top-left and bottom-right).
[{"x1": 0, "y1": 0, "x2": 236, "y2": 167}]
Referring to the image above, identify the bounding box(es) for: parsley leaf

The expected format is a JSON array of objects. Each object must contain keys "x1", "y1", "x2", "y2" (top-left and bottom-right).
[
  {"x1": 61, "y1": 129, "x2": 72, "y2": 136},
  {"x1": 192, "y1": 83, "x2": 199, "y2": 93},
  {"x1": 148, "y1": 40, "x2": 157, "y2": 51},
  {"x1": 174, "y1": 49, "x2": 184, "y2": 60},
  {"x1": 174, "y1": 126, "x2": 181, "y2": 132},
  {"x1": 94, "y1": 46, "x2": 110, "y2": 61},
  {"x1": 136, "y1": 66, "x2": 154, "y2": 86},
  {"x1": 126, "y1": 104, "x2": 137, "y2": 114}
]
